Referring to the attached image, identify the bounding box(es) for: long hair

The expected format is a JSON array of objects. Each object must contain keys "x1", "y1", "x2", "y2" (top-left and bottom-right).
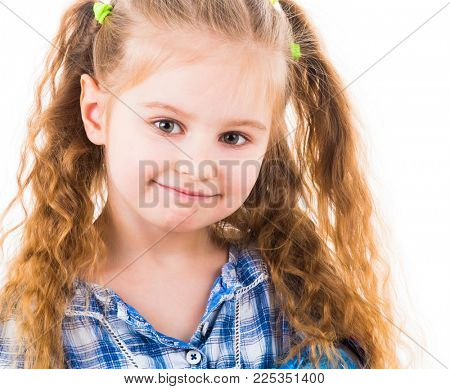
[{"x1": 0, "y1": 0, "x2": 404, "y2": 368}]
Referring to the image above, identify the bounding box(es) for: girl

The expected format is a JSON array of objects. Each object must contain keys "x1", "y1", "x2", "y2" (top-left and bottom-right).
[{"x1": 0, "y1": 0, "x2": 401, "y2": 369}]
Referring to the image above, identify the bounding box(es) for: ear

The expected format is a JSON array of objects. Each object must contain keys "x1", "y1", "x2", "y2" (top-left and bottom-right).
[{"x1": 80, "y1": 74, "x2": 107, "y2": 146}]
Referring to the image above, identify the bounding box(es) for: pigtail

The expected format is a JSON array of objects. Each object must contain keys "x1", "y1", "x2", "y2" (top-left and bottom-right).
[
  {"x1": 0, "y1": 0, "x2": 404, "y2": 369},
  {"x1": 257, "y1": 0, "x2": 401, "y2": 368},
  {"x1": 0, "y1": 1, "x2": 108, "y2": 368}
]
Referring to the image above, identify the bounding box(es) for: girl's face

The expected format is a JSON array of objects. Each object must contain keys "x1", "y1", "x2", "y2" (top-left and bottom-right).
[{"x1": 81, "y1": 53, "x2": 272, "y2": 233}]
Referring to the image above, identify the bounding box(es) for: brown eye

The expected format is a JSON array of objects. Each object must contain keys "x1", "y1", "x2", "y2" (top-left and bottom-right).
[
  {"x1": 221, "y1": 132, "x2": 249, "y2": 146},
  {"x1": 152, "y1": 120, "x2": 183, "y2": 134}
]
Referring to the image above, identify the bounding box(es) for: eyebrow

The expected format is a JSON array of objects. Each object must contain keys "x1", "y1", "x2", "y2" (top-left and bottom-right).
[{"x1": 140, "y1": 101, "x2": 267, "y2": 131}]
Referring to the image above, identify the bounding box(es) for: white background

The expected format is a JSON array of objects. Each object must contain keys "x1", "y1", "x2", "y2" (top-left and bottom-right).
[{"x1": 0, "y1": 0, "x2": 449, "y2": 369}]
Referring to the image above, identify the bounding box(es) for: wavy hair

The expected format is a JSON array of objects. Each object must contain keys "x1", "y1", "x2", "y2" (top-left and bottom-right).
[{"x1": 0, "y1": 0, "x2": 406, "y2": 368}]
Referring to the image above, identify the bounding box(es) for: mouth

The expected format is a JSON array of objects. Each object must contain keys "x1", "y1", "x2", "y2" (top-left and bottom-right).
[{"x1": 152, "y1": 180, "x2": 218, "y2": 198}]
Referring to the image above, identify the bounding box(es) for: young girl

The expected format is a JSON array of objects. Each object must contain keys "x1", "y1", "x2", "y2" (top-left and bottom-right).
[{"x1": 0, "y1": 0, "x2": 401, "y2": 369}]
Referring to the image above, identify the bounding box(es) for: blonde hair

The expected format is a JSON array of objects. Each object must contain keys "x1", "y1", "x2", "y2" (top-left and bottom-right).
[{"x1": 0, "y1": 0, "x2": 405, "y2": 368}]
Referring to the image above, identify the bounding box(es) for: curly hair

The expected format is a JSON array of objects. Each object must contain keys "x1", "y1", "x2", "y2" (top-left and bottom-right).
[{"x1": 0, "y1": 0, "x2": 406, "y2": 368}]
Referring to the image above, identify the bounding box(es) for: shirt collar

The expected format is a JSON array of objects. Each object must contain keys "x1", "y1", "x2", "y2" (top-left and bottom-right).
[{"x1": 67, "y1": 241, "x2": 269, "y2": 316}]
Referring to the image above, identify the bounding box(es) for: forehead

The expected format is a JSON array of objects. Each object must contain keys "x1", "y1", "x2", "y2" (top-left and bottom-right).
[
  {"x1": 132, "y1": 59, "x2": 270, "y2": 121},
  {"x1": 116, "y1": 28, "x2": 286, "y2": 125}
]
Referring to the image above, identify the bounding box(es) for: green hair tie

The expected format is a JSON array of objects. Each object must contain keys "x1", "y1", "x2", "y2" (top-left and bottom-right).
[
  {"x1": 290, "y1": 42, "x2": 301, "y2": 60},
  {"x1": 270, "y1": 0, "x2": 282, "y2": 12},
  {"x1": 93, "y1": 1, "x2": 113, "y2": 25},
  {"x1": 269, "y1": 0, "x2": 302, "y2": 60}
]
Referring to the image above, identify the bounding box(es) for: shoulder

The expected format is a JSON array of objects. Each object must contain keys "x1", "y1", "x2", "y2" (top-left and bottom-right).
[
  {"x1": 0, "y1": 316, "x2": 24, "y2": 368},
  {"x1": 279, "y1": 344, "x2": 364, "y2": 369}
]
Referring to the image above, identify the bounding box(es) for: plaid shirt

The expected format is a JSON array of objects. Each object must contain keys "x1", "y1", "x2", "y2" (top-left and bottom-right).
[{"x1": 1, "y1": 242, "x2": 363, "y2": 369}]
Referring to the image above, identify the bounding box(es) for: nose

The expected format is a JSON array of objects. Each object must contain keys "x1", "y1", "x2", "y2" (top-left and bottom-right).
[
  {"x1": 176, "y1": 159, "x2": 216, "y2": 181},
  {"x1": 172, "y1": 129, "x2": 221, "y2": 191}
]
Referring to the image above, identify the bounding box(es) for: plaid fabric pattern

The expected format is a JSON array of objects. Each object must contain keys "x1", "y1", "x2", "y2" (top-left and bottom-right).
[{"x1": 1, "y1": 242, "x2": 363, "y2": 369}]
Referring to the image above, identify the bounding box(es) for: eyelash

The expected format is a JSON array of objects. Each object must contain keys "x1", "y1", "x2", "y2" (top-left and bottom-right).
[{"x1": 148, "y1": 118, "x2": 252, "y2": 148}]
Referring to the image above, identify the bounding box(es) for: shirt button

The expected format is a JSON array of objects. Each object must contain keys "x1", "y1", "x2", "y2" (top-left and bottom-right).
[
  {"x1": 185, "y1": 349, "x2": 202, "y2": 365},
  {"x1": 201, "y1": 321, "x2": 209, "y2": 337}
]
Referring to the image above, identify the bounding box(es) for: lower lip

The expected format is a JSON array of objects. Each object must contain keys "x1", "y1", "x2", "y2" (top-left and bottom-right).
[{"x1": 153, "y1": 181, "x2": 216, "y2": 199}]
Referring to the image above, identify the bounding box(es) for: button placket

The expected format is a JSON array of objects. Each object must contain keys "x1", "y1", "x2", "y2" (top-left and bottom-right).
[
  {"x1": 201, "y1": 321, "x2": 209, "y2": 337},
  {"x1": 185, "y1": 349, "x2": 202, "y2": 365}
]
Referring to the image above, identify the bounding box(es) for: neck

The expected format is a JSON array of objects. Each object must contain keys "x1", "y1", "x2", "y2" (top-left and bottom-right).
[{"x1": 90, "y1": 200, "x2": 225, "y2": 281}]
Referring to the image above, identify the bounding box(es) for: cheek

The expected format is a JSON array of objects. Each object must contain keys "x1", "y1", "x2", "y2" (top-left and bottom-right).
[
  {"x1": 105, "y1": 128, "x2": 148, "y2": 196},
  {"x1": 223, "y1": 160, "x2": 262, "y2": 207},
  {"x1": 105, "y1": 149, "x2": 140, "y2": 199},
  {"x1": 106, "y1": 121, "x2": 172, "y2": 184}
]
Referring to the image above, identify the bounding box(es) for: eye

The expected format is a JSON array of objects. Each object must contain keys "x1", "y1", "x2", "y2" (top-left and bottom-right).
[
  {"x1": 150, "y1": 119, "x2": 183, "y2": 135},
  {"x1": 221, "y1": 132, "x2": 250, "y2": 147},
  {"x1": 149, "y1": 119, "x2": 251, "y2": 147}
]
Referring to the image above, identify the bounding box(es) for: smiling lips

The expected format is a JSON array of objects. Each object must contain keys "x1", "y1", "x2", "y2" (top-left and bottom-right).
[{"x1": 153, "y1": 181, "x2": 217, "y2": 198}]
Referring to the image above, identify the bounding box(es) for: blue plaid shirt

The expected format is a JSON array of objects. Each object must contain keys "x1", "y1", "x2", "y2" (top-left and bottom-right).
[{"x1": 1, "y1": 242, "x2": 364, "y2": 369}]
